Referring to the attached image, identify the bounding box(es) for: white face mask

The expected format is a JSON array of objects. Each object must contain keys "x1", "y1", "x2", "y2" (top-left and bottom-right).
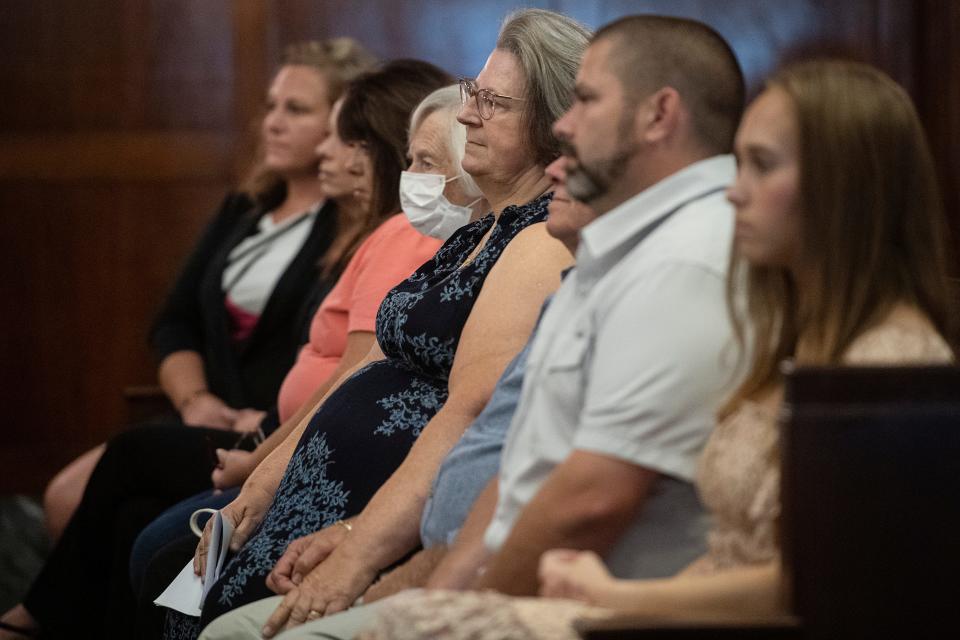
[{"x1": 399, "y1": 171, "x2": 480, "y2": 241}]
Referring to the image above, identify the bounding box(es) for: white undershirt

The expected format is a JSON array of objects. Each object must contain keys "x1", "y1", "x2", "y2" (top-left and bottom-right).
[{"x1": 221, "y1": 203, "x2": 320, "y2": 314}]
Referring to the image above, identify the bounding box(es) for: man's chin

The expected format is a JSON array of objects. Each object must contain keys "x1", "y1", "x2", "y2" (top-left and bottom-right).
[{"x1": 566, "y1": 173, "x2": 603, "y2": 203}]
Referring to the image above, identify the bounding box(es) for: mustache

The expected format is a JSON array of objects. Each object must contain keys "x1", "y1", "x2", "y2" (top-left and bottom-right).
[{"x1": 557, "y1": 140, "x2": 579, "y2": 161}]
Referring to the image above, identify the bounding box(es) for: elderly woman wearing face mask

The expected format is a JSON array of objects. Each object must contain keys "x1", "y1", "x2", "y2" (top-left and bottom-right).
[
  {"x1": 194, "y1": 10, "x2": 592, "y2": 640},
  {"x1": 399, "y1": 86, "x2": 486, "y2": 240}
]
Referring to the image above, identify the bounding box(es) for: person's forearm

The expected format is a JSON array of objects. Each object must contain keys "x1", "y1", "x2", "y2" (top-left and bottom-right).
[
  {"x1": 243, "y1": 396, "x2": 334, "y2": 496},
  {"x1": 606, "y1": 562, "x2": 783, "y2": 618},
  {"x1": 475, "y1": 455, "x2": 655, "y2": 596},
  {"x1": 427, "y1": 479, "x2": 498, "y2": 590},
  {"x1": 158, "y1": 350, "x2": 211, "y2": 410},
  {"x1": 332, "y1": 403, "x2": 480, "y2": 576}
]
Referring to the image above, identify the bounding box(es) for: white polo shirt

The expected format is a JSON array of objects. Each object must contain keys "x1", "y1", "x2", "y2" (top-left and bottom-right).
[{"x1": 484, "y1": 155, "x2": 739, "y2": 578}]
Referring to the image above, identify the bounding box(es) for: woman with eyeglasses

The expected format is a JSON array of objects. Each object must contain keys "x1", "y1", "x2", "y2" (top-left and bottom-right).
[{"x1": 151, "y1": 9, "x2": 591, "y2": 640}]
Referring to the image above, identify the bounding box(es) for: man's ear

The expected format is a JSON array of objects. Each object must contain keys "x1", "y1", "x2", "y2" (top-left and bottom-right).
[{"x1": 635, "y1": 86, "x2": 681, "y2": 145}]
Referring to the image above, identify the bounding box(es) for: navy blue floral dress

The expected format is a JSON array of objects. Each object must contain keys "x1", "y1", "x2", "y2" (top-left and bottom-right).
[{"x1": 163, "y1": 194, "x2": 551, "y2": 638}]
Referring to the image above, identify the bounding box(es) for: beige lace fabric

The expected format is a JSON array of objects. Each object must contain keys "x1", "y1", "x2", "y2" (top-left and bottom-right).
[
  {"x1": 362, "y1": 589, "x2": 611, "y2": 640},
  {"x1": 685, "y1": 312, "x2": 954, "y2": 576}
]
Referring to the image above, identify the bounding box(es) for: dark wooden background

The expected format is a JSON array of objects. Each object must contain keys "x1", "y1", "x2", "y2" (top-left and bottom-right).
[{"x1": 1, "y1": 0, "x2": 957, "y2": 494}]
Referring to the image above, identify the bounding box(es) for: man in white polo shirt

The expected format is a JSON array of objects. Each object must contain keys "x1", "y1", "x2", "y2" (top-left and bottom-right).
[{"x1": 426, "y1": 15, "x2": 746, "y2": 595}]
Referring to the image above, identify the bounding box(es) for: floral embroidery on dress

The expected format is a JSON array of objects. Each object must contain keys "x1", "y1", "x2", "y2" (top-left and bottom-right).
[
  {"x1": 376, "y1": 377, "x2": 448, "y2": 437},
  {"x1": 217, "y1": 431, "x2": 348, "y2": 606},
  {"x1": 163, "y1": 615, "x2": 201, "y2": 640},
  {"x1": 439, "y1": 273, "x2": 483, "y2": 303}
]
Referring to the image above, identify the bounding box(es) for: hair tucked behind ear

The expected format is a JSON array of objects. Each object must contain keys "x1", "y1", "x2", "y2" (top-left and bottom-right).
[{"x1": 720, "y1": 59, "x2": 957, "y2": 418}]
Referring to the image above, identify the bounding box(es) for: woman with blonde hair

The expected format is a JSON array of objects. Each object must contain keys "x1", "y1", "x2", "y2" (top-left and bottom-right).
[
  {"x1": 361, "y1": 58, "x2": 957, "y2": 639},
  {"x1": 0, "y1": 38, "x2": 381, "y2": 640},
  {"x1": 41, "y1": 38, "x2": 378, "y2": 542}
]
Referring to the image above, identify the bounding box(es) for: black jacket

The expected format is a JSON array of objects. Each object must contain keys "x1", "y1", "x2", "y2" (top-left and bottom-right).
[{"x1": 149, "y1": 193, "x2": 338, "y2": 411}]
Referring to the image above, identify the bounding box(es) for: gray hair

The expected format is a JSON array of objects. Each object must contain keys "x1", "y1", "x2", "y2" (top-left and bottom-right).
[
  {"x1": 409, "y1": 85, "x2": 482, "y2": 198},
  {"x1": 496, "y1": 9, "x2": 592, "y2": 166}
]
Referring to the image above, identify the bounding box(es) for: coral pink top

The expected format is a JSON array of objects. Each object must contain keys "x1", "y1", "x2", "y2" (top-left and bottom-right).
[{"x1": 276, "y1": 214, "x2": 442, "y2": 422}]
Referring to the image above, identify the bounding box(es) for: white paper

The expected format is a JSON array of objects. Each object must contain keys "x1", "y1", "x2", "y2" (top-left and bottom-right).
[
  {"x1": 153, "y1": 560, "x2": 203, "y2": 617},
  {"x1": 202, "y1": 511, "x2": 235, "y2": 604},
  {"x1": 155, "y1": 510, "x2": 235, "y2": 616}
]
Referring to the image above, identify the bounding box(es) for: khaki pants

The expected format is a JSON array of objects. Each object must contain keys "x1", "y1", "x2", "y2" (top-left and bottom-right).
[{"x1": 199, "y1": 596, "x2": 385, "y2": 640}]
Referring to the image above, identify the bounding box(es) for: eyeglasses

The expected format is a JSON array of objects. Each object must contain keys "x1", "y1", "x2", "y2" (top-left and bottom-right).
[{"x1": 459, "y1": 77, "x2": 525, "y2": 120}]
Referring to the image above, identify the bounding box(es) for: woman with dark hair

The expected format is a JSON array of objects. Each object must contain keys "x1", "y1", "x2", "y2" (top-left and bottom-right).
[{"x1": 361, "y1": 58, "x2": 957, "y2": 640}]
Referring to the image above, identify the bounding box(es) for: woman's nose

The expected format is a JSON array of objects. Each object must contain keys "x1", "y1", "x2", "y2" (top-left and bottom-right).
[
  {"x1": 726, "y1": 181, "x2": 745, "y2": 207},
  {"x1": 457, "y1": 99, "x2": 481, "y2": 127},
  {"x1": 264, "y1": 108, "x2": 284, "y2": 133}
]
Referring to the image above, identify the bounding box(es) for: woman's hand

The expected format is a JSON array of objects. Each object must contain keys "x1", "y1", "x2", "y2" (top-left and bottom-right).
[
  {"x1": 211, "y1": 449, "x2": 256, "y2": 492},
  {"x1": 193, "y1": 485, "x2": 273, "y2": 578},
  {"x1": 181, "y1": 392, "x2": 238, "y2": 429},
  {"x1": 261, "y1": 548, "x2": 377, "y2": 637},
  {"x1": 265, "y1": 524, "x2": 350, "y2": 594},
  {"x1": 538, "y1": 549, "x2": 616, "y2": 604}
]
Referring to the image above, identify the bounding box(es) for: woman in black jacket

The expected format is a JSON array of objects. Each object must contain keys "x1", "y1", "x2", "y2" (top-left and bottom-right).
[{"x1": 40, "y1": 39, "x2": 377, "y2": 542}]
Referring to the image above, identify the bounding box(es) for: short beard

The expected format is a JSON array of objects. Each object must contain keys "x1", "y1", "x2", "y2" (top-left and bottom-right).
[{"x1": 566, "y1": 111, "x2": 639, "y2": 204}]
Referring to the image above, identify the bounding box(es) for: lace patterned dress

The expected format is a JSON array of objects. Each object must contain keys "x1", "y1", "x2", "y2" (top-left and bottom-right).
[
  {"x1": 684, "y1": 313, "x2": 954, "y2": 575},
  {"x1": 163, "y1": 195, "x2": 551, "y2": 639},
  {"x1": 362, "y1": 310, "x2": 953, "y2": 640}
]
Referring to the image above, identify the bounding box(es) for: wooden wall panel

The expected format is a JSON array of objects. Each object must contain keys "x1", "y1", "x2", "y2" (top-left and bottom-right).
[
  {"x1": 143, "y1": 1, "x2": 235, "y2": 129},
  {"x1": 0, "y1": 132, "x2": 233, "y2": 181},
  {"x1": 0, "y1": 0, "x2": 131, "y2": 131},
  {"x1": 0, "y1": 0, "x2": 956, "y2": 494},
  {"x1": 0, "y1": 183, "x2": 227, "y2": 491},
  {"x1": 231, "y1": 0, "x2": 271, "y2": 179},
  {"x1": 0, "y1": 1, "x2": 237, "y2": 493},
  {"x1": 270, "y1": 0, "x2": 550, "y2": 78},
  {"x1": 914, "y1": 0, "x2": 960, "y2": 267}
]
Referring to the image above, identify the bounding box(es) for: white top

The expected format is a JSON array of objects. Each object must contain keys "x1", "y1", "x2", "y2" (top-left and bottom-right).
[
  {"x1": 222, "y1": 203, "x2": 320, "y2": 314},
  {"x1": 484, "y1": 155, "x2": 740, "y2": 578}
]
